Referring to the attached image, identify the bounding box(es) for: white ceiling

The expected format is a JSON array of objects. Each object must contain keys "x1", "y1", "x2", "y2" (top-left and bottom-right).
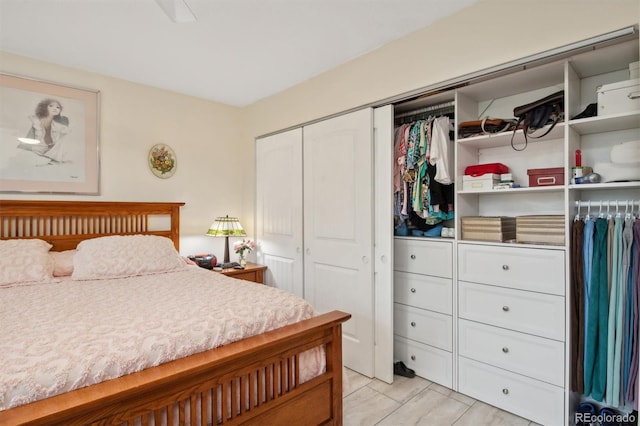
[{"x1": 0, "y1": 0, "x2": 479, "y2": 107}]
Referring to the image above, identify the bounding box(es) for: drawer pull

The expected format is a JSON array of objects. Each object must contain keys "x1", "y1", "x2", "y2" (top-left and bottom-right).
[
  {"x1": 410, "y1": 254, "x2": 416, "y2": 260},
  {"x1": 411, "y1": 355, "x2": 416, "y2": 361},
  {"x1": 502, "y1": 347, "x2": 509, "y2": 353},
  {"x1": 410, "y1": 288, "x2": 416, "y2": 293},
  {"x1": 410, "y1": 321, "x2": 416, "y2": 327},
  {"x1": 502, "y1": 306, "x2": 510, "y2": 312},
  {"x1": 502, "y1": 264, "x2": 509, "y2": 271},
  {"x1": 502, "y1": 388, "x2": 509, "y2": 395}
]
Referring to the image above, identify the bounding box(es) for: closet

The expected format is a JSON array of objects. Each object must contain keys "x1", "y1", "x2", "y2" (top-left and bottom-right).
[
  {"x1": 256, "y1": 27, "x2": 639, "y2": 425},
  {"x1": 255, "y1": 108, "x2": 395, "y2": 382}
]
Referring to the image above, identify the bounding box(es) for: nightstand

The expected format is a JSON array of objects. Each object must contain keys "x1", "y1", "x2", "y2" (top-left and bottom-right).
[{"x1": 216, "y1": 262, "x2": 267, "y2": 284}]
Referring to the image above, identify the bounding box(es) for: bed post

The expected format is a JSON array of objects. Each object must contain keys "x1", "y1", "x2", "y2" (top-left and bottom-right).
[{"x1": 328, "y1": 320, "x2": 344, "y2": 425}]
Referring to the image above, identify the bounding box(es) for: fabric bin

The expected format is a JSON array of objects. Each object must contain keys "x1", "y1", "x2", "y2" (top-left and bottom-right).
[
  {"x1": 516, "y1": 215, "x2": 565, "y2": 246},
  {"x1": 461, "y1": 216, "x2": 516, "y2": 242},
  {"x1": 527, "y1": 167, "x2": 564, "y2": 187},
  {"x1": 597, "y1": 78, "x2": 640, "y2": 116}
]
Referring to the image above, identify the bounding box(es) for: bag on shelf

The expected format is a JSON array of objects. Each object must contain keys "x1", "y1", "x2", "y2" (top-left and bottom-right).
[
  {"x1": 511, "y1": 90, "x2": 564, "y2": 151},
  {"x1": 458, "y1": 118, "x2": 516, "y2": 138}
]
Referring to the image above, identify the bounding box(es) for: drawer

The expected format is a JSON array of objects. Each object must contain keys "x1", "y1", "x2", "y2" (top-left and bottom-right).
[
  {"x1": 458, "y1": 281, "x2": 565, "y2": 341},
  {"x1": 394, "y1": 335, "x2": 452, "y2": 388},
  {"x1": 394, "y1": 271, "x2": 452, "y2": 314},
  {"x1": 459, "y1": 319, "x2": 565, "y2": 386},
  {"x1": 394, "y1": 238, "x2": 452, "y2": 278},
  {"x1": 458, "y1": 357, "x2": 564, "y2": 426},
  {"x1": 458, "y1": 243, "x2": 565, "y2": 295},
  {"x1": 394, "y1": 303, "x2": 452, "y2": 350}
]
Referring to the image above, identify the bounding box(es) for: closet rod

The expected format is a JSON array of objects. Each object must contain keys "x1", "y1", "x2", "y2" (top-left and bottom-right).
[
  {"x1": 394, "y1": 100, "x2": 455, "y2": 119},
  {"x1": 575, "y1": 200, "x2": 640, "y2": 208}
]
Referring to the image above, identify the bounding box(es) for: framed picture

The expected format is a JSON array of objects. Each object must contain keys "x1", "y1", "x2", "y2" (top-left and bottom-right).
[{"x1": 0, "y1": 73, "x2": 100, "y2": 194}]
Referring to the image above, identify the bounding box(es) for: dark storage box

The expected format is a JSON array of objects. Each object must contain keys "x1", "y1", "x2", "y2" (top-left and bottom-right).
[{"x1": 527, "y1": 167, "x2": 564, "y2": 187}]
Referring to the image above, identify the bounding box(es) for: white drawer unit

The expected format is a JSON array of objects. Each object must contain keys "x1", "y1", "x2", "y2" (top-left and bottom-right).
[
  {"x1": 459, "y1": 319, "x2": 565, "y2": 386},
  {"x1": 458, "y1": 357, "x2": 564, "y2": 426},
  {"x1": 394, "y1": 271, "x2": 452, "y2": 315},
  {"x1": 393, "y1": 303, "x2": 453, "y2": 351},
  {"x1": 394, "y1": 238, "x2": 452, "y2": 278},
  {"x1": 458, "y1": 281, "x2": 565, "y2": 341},
  {"x1": 458, "y1": 243, "x2": 565, "y2": 296},
  {"x1": 394, "y1": 335, "x2": 452, "y2": 388}
]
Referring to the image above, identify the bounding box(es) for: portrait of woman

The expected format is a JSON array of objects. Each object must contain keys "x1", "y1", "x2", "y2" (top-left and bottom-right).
[{"x1": 17, "y1": 98, "x2": 71, "y2": 163}]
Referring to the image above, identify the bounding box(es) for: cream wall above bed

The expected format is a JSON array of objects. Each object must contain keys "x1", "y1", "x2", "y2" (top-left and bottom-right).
[{"x1": 0, "y1": 52, "x2": 245, "y2": 256}]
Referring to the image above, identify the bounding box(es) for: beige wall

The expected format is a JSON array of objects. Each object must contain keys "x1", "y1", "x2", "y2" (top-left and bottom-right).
[
  {"x1": 0, "y1": 52, "x2": 244, "y2": 256},
  {"x1": 241, "y1": 0, "x2": 639, "y2": 231}
]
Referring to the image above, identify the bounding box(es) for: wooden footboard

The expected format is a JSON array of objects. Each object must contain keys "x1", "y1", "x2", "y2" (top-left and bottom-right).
[{"x1": 0, "y1": 310, "x2": 350, "y2": 426}]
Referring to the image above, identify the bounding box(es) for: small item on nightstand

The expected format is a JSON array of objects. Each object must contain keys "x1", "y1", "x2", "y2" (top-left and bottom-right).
[
  {"x1": 187, "y1": 253, "x2": 217, "y2": 269},
  {"x1": 233, "y1": 265, "x2": 245, "y2": 270}
]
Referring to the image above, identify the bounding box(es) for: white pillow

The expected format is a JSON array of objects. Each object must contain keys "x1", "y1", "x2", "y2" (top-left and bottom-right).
[
  {"x1": 50, "y1": 249, "x2": 76, "y2": 277},
  {"x1": 0, "y1": 239, "x2": 53, "y2": 287},
  {"x1": 72, "y1": 235, "x2": 186, "y2": 280}
]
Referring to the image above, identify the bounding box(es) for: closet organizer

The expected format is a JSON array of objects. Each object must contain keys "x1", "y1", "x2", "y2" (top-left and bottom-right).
[{"x1": 255, "y1": 27, "x2": 640, "y2": 426}]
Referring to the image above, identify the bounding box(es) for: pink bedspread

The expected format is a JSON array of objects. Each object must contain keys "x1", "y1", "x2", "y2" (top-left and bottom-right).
[{"x1": 0, "y1": 266, "x2": 320, "y2": 410}]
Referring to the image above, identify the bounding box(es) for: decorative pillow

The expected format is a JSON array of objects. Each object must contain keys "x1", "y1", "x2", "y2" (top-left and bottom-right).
[
  {"x1": 0, "y1": 239, "x2": 53, "y2": 287},
  {"x1": 72, "y1": 235, "x2": 186, "y2": 280},
  {"x1": 50, "y1": 250, "x2": 76, "y2": 277}
]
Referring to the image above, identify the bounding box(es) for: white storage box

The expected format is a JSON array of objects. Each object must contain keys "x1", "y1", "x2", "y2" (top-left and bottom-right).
[
  {"x1": 462, "y1": 174, "x2": 500, "y2": 191},
  {"x1": 630, "y1": 61, "x2": 639, "y2": 79},
  {"x1": 597, "y1": 79, "x2": 640, "y2": 116},
  {"x1": 610, "y1": 140, "x2": 640, "y2": 164}
]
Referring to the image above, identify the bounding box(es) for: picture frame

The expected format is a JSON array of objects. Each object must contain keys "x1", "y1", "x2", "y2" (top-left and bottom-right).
[{"x1": 0, "y1": 73, "x2": 100, "y2": 194}]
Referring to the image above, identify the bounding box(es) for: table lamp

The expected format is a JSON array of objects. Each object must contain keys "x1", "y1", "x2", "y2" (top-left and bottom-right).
[{"x1": 206, "y1": 215, "x2": 246, "y2": 264}]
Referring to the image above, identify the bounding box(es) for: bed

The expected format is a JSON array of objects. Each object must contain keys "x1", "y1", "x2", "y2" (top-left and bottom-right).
[{"x1": 0, "y1": 200, "x2": 350, "y2": 426}]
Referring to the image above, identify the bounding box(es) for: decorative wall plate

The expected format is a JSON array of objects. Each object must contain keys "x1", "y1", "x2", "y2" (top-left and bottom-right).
[{"x1": 149, "y1": 144, "x2": 176, "y2": 178}]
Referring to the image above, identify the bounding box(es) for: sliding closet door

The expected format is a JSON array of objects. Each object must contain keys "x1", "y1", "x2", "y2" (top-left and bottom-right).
[
  {"x1": 373, "y1": 105, "x2": 394, "y2": 383},
  {"x1": 303, "y1": 108, "x2": 375, "y2": 377},
  {"x1": 255, "y1": 128, "x2": 304, "y2": 297}
]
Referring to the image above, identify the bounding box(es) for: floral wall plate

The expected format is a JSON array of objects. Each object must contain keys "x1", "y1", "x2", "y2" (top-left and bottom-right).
[{"x1": 149, "y1": 144, "x2": 176, "y2": 178}]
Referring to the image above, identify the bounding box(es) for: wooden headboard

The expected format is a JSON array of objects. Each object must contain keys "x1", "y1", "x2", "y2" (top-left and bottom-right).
[{"x1": 0, "y1": 200, "x2": 185, "y2": 251}]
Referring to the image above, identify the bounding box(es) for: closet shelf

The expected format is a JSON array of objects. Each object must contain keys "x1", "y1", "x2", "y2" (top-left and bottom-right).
[
  {"x1": 457, "y1": 239, "x2": 567, "y2": 251},
  {"x1": 568, "y1": 110, "x2": 640, "y2": 135},
  {"x1": 458, "y1": 185, "x2": 565, "y2": 195},
  {"x1": 568, "y1": 181, "x2": 640, "y2": 190},
  {"x1": 457, "y1": 123, "x2": 564, "y2": 149}
]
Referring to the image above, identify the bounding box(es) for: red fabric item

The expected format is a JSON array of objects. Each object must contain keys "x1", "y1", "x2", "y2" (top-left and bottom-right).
[{"x1": 464, "y1": 163, "x2": 509, "y2": 177}]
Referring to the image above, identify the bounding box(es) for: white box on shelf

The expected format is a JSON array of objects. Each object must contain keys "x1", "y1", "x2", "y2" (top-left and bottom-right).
[
  {"x1": 597, "y1": 79, "x2": 640, "y2": 116},
  {"x1": 630, "y1": 61, "x2": 639, "y2": 79},
  {"x1": 462, "y1": 174, "x2": 500, "y2": 191}
]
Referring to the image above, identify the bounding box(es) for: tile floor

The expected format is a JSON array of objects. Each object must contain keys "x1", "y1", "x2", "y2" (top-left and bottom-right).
[{"x1": 343, "y1": 368, "x2": 542, "y2": 426}]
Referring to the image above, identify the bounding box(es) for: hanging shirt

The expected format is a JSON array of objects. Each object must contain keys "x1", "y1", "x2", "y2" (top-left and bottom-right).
[{"x1": 429, "y1": 116, "x2": 453, "y2": 185}]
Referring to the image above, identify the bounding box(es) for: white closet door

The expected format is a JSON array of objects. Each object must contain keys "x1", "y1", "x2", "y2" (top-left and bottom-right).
[
  {"x1": 255, "y1": 128, "x2": 304, "y2": 297},
  {"x1": 303, "y1": 108, "x2": 374, "y2": 377},
  {"x1": 373, "y1": 105, "x2": 394, "y2": 383}
]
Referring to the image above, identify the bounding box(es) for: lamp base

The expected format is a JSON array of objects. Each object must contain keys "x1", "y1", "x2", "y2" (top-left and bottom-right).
[{"x1": 223, "y1": 236, "x2": 230, "y2": 264}]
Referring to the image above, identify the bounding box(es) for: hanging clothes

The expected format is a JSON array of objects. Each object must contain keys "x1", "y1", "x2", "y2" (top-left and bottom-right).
[
  {"x1": 393, "y1": 114, "x2": 455, "y2": 236},
  {"x1": 570, "y1": 219, "x2": 585, "y2": 394},
  {"x1": 573, "y1": 201, "x2": 638, "y2": 411},
  {"x1": 585, "y1": 218, "x2": 609, "y2": 402}
]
